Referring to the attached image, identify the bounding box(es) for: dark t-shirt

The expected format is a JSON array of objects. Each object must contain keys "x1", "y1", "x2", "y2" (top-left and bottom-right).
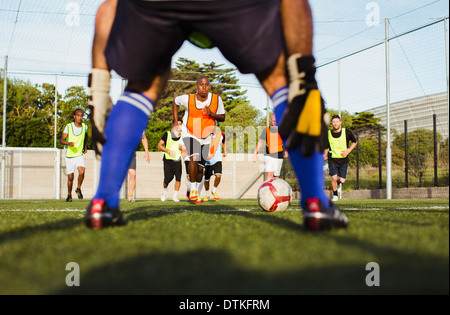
[{"x1": 327, "y1": 128, "x2": 357, "y2": 166}]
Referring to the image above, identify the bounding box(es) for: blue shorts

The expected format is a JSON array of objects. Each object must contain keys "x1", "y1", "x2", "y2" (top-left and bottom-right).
[
  {"x1": 106, "y1": 0, "x2": 283, "y2": 80},
  {"x1": 328, "y1": 163, "x2": 349, "y2": 179}
]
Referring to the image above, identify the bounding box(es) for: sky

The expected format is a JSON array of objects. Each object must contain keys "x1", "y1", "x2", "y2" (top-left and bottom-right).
[{"x1": 0, "y1": 0, "x2": 448, "y2": 115}]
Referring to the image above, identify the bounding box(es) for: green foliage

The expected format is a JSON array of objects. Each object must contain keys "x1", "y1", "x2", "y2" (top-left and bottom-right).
[
  {"x1": 392, "y1": 128, "x2": 443, "y2": 179},
  {"x1": 349, "y1": 137, "x2": 379, "y2": 166},
  {"x1": 6, "y1": 118, "x2": 53, "y2": 147},
  {"x1": 1, "y1": 75, "x2": 89, "y2": 148}
]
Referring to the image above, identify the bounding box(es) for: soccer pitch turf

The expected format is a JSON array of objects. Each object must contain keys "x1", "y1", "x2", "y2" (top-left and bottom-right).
[{"x1": 0, "y1": 198, "x2": 448, "y2": 295}]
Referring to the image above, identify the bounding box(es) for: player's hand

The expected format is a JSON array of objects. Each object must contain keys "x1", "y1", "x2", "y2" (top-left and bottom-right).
[
  {"x1": 202, "y1": 107, "x2": 211, "y2": 116},
  {"x1": 88, "y1": 69, "x2": 113, "y2": 160}
]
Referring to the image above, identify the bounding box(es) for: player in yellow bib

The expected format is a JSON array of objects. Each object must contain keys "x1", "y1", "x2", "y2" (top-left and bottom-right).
[
  {"x1": 158, "y1": 125, "x2": 183, "y2": 202},
  {"x1": 324, "y1": 115, "x2": 358, "y2": 201},
  {"x1": 60, "y1": 109, "x2": 88, "y2": 202}
]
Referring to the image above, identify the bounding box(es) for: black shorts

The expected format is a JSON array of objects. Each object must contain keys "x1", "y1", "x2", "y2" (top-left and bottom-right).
[
  {"x1": 205, "y1": 162, "x2": 222, "y2": 181},
  {"x1": 128, "y1": 152, "x2": 137, "y2": 170},
  {"x1": 164, "y1": 159, "x2": 182, "y2": 185},
  {"x1": 328, "y1": 162, "x2": 349, "y2": 179},
  {"x1": 106, "y1": 0, "x2": 283, "y2": 80},
  {"x1": 183, "y1": 137, "x2": 210, "y2": 167}
]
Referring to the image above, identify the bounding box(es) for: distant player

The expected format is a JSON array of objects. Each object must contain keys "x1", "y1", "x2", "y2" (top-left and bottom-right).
[
  {"x1": 60, "y1": 109, "x2": 88, "y2": 202},
  {"x1": 253, "y1": 114, "x2": 287, "y2": 180},
  {"x1": 203, "y1": 129, "x2": 226, "y2": 202},
  {"x1": 158, "y1": 125, "x2": 183, "y2": 202},
  {"x1": 127, "y1": 132, "x2": 150, "y2": 202},
  {"x1": 172, "y1": 76, "x2": 225, "y2": 204},
  {"x1": 324, "y1": 115, "x2": 357, "y2": 201}
]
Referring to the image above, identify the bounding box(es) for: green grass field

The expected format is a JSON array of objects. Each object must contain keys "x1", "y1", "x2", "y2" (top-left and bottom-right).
[{"x1": 0, "y1": 198, "x2": 448, "y2": 295}]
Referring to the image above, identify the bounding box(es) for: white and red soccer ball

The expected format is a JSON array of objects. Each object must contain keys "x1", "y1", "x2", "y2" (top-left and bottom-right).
[{"x1": 257, "y1": 178, "x2": 293, "y2": 212}]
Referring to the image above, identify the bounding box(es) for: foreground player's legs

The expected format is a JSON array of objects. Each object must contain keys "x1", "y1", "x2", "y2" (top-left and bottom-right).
[
  {"x1": 89, "y1": 0, "x2": 117, "y2": 159},
  {"x1": 85, "y1": 71, "x2": 170, "y2": 229},
  {"x1": 278, "y1": 0, "x2": 329, "y2": 156},
  {"x1": 272, "y1": 87, "x2": 328, "y2": 209},
  {"x1": 257, "y1": 52, "x2": 347, "y2": 231}
]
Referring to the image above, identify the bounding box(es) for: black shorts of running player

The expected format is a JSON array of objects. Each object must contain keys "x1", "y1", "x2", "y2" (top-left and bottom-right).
[
  {"x1": 205, "y1": 162, "x2": 222, "y2": 181},
  {"x1": 184, "y1": 160, "x2": 190, "y2": 176},
  {"x1": 105, "y1": 0, "x2": 283, "y2": 81},
  {"x1": 164, "y1": 159, "x2": 182, "y2": 186},
  {"x1": 183, "y1": 137, "x2": 210, "y2": 168}
]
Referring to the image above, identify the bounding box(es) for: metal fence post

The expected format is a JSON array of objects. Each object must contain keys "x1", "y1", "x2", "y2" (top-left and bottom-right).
[
  {"x1": 404, "y1": 120, "x2": 408, "y2": 188},
  {"x1": 378, "y1": 125, "x2": 382, "y2": 189},
  {"x1": 433, "y1": 114, "x2": 438, "y2": 186},
  {"x1": 356, "y1": 129, "x2": 359, "y2": 190}
]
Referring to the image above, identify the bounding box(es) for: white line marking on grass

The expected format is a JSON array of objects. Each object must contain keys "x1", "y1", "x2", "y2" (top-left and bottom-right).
[
  {"x1": 0, "y1": 209, "x2": 85, "y2": 212},
  {"x1": 340, "y1": 206, "x2": 449, "y2": 211}
]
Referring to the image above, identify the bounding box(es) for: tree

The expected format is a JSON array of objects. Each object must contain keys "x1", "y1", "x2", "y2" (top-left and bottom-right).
[
  {"x1": 146, "y1": 57, "x2": 260, "y2": 151},
  {"x1": 1, "y1": 59, "x2": 261, "y2": 150},
  {"x1": 0, "y1": 74, "x2": 89, "y2": 148}
]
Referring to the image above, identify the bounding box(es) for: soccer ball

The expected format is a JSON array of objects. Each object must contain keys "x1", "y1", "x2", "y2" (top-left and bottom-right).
[{"x1": 257, "y1": 178, "x2": 293, "y2": 212}]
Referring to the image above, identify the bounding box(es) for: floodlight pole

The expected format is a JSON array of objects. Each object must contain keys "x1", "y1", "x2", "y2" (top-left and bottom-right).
[
  {"x1": 1, "y1": 56, "x2": 7, "y2": 199},
  {"x1": 54, "y1": 75, "x2": 58, "y2": 148},
  {"x1": 444, "y1": 18, "x2": 449, "y2": 147},
  {"x1": 338, "y1": 58, "x2": 341, "y2": 117},
  {"x1": 385, "y1": 18, "x2": 392, "y2": 200}
]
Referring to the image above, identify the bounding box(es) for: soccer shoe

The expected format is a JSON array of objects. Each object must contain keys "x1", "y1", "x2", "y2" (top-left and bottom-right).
[
  {"x1": 303, "y1": 197, "x2": 348, "y2": 232},
  {"x1": 128, "y1": 196, "x2": 135, "y2": 203},
  {"x1": 84, "y1": 199, "x2": 127, "y2": 230},
  {"x1": 331, "y1": 195, "x2": 339, "y2": 202},
  {"x1": 75, "y1": 188, "x2": 83, "y2": 200},
  {"x1": 172, "y1": 195, "x2": 180, "y2": 202},
  {"x1": 161, "y1": 193, "x2": 166, "y2": 202},
  {"x1": 277, "y1": 54, "x2": 329, "y2": 156},
  {"x1": 186, "y1": 191, "x2": 191, "y2": 201},
  {"x1": 88, "y1": 69, "x2": 113, "y2": 160},
  {"x1": 189, "y1": 190, "x2": 198, "y2": 202},
  {"x1": 66, "y1": 195, "x2": 72, "y2": 202},
  {"x1": 212, "y1": 192, "x2": 219, "y2": 201},
  {"x1": 203, "y1": 195, "x2": 210, "y2": 202}
]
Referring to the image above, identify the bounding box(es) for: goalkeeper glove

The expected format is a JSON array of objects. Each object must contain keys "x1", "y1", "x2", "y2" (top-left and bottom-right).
[
  {"x1": 88, "y1": 69, "x2": 113, "y2": 160},
  {"x1": 277, "y1": 54, "x2": 330, "y2": 156}
]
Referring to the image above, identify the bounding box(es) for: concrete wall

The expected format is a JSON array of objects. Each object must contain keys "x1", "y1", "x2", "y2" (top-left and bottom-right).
[
  {"x1": 2, "y1": 149, "x2": 448, "y2": 200},
  {"x1": 58, "y1": 151, "x2": 268, "y2": 200}
]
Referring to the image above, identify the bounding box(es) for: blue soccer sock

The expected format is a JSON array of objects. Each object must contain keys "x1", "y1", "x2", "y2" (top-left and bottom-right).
[
  {"x1": 94, "y1": 91, "x2": 153, "y2": 208},
  {"x1": 272, "y1": 86, "x2": 328, "y2": 209}
]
